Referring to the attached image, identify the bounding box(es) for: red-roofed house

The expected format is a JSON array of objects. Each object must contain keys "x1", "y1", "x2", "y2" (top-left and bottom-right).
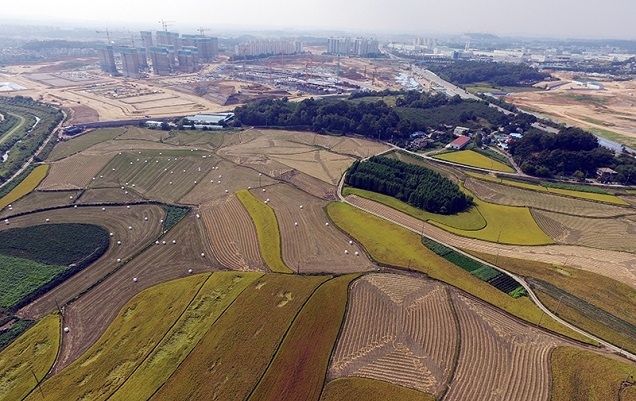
[{"x1": 447, "y1": 135, "x2": 471, "y2": 150}]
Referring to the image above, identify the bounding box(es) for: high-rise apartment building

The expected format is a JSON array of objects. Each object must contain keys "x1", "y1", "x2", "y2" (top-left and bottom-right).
[
  {"x1": 178, "y1": 46, "x2": 199, "y2": 73},
  {"x1": 140, "y1": 31, "x2": 153, "y2": 49},
  {"x1": 156, "y1": 31, "x2": 179, "y2": 48},
  {"x1": 328, "y1": 37, "x2": 379, "y2": 56},
  {"x1": 149, "y1": 46, "x2": 172, "y2": 76},
  {"x1": 120, "y1": 47, "x2": 141, "y2": 78},
  {"x1": 98, "y1": 45, "x2": 118, "y2": 75}
]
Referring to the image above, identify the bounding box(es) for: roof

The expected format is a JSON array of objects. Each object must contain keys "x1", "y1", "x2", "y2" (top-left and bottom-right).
[{"x1": 449, "y1": 135, "x2": 471, "y2": 147}]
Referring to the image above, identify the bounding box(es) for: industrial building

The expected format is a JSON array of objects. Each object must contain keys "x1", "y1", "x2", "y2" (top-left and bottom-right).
[{"x1": 98, "y1": 45, "x2": 118, "y2": 75}]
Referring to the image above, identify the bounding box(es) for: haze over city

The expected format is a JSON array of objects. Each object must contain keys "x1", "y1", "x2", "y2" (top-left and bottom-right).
[{"x1": 2, "y1": 0, "x2": 636, "y2": 39}]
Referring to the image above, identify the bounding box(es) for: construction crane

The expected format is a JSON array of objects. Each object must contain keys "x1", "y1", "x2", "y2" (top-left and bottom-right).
[
  {"x1": 197, "y1": 27, "x2": 211, "y2": 36},
  {"x1": 158, "y1": 19, "x2": 175, "y2": 32},
  {"x1": 96, "y1": 29, "x2": 112, "y2": 44}
]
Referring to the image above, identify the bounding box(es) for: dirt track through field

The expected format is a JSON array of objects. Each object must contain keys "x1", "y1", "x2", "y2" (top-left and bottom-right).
[{"x1": 345, "y1": 195, "x2": 636, "y2": 289}]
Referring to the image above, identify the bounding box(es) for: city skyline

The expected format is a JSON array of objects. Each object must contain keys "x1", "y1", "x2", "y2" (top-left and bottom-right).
[{"x1": 2, "y1": 0, "x2": 636, "y2": 40}]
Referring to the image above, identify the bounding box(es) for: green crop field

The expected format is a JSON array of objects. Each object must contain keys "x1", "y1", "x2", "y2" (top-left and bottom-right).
[
  {"x1": 320, "y1": 377, "x2": 436, "y2": 401},
  {"x1": 434, "y1": 150, "x2": 515, "y2": 173},
  {"x1": 26, "y1": 275, "x2": 207, "y2": 401},
  {"x1": 237, "y1": 190, "x2": 292, "y2": 273},
  {"x1": 152, "y1": 274, "x2": 329, "y2": 401},
  {"x1": 0, "y1": 254, "x2": 66, "y2": 308},
  {"x1": 248, "y1": 274, "x2": 360, "y2": 401},
  {"x1": 343, "y1": 187, "x2": 486, "y2": 230},
  {"x1": 110, "y1": 272, "x2": 262, "y2": 401},
  {"x1": 0, "y1": 223, "x2": 109, "y2": 267},
  {"x1": 0, "y1": 314, "x2": 60, "y2": 401},
  {"x1": 551, "y1": 347, "x2": 636, "y2": 401},
  {"x1": 0, "y1": 164, "x2": 48, "y2": 210},
  {"x1": 326, "y1": 202, "x2": 591, "y2": 344}
]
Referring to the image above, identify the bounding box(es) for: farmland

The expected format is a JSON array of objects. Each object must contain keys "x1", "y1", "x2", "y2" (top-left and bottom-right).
[
  {"x1": 434, "y1": 149, "x2": 515, "y2": 173},
  {"x1": 0, "y1": 123, "x2": 634, "y2": 400},
  {"x1": 0, "y1": 254, "x2": 65, "y2": 308},
  {"x1": 0, "y1": 314, "x2": 59, "y2": 401},
  {"x1": 0, "y1": 165, "x2": 48, "y2": 211}
]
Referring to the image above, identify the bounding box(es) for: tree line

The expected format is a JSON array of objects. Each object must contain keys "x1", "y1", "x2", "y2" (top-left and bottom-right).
[
  {"x1": 346, "y1": 156, "x2": 473, "y2": 215},
  {"x1": 427, "y1": 60, "x2": 550, "y2": 87}
]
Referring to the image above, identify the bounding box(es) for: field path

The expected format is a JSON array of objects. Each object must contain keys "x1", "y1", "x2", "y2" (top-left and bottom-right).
[{"x1": 0, "y1": 112, "x2": 25, "y2": 145}]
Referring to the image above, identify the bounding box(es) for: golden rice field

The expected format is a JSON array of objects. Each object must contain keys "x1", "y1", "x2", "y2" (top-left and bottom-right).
[
  {"x1": 237, "y1": 189, "x2": 292, "y2": 274},
  {"x1": 465, "y1": 177, "x2": 633, "y2": 218},
  {"x1": 0, "y1": 164, "x2": 49, "y2": 211},
  {"x1": 0, "y1": 314, "x2": 60, "y2": 401},
  {"x1": 465, "y1": 171, "x2": 629, "y2": 205},
  {"x1": 433, "y1": 150, "x2": 515, "y2": 173}
]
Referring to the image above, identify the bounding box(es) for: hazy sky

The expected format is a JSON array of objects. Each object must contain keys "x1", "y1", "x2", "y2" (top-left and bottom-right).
[{"x1": 3, "y1": 0, "x2": 635, "y2": 39}]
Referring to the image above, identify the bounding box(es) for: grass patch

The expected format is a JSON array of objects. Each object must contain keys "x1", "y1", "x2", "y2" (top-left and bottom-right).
[
  {"x1": 0, "y1": 254, "x2": 66, "y2": 308},
  {"x1": 320, "y1": 377, "x2": 435, "y2": 401},
  {"x1": 551, "y1": 347, "x2": 636, "y2": 401},
  {"x1": 28, "y1": 275, "x2": 207, "y2": 401},
  {"x1": 162, "y1": 205, "x2": 190, "y2": 231},
  {"x1": 0, "y1": 223, "x2": 109, "y2": 266},
  {"x1": 152, "y1": 274, "x2": 329, "y2": 401},
  {"x1": 248, "y1": 274, "x2": 361, "y2": 401},
  {"x1": 0, "y1": 164, "x2": 48, "y2": 211},
  {"x1": 326, "y1": 202, "x2": 590, "y2": 343},
  {"x1": 561, "y1": 93, "x2": 608, "y2": 105},
  {"x1": 434, "y1": 150, "x2": 515, "y2": 173},
  {"x1": 110, "y1": 272, "x2": 262, "y2": 401},
  {"x1": 0, "y1": 314, "x2": 60, "y2": 401},
  {"x1": 48, "y1": 128, "x2": 126, "y2": 161},
  {"x1": 588, "y1": 127, "x2": 636, "y2": 149},
  {"x1": 343, "y1": 187, "x2": 485, "y2": 230},
  {"x1": 237, "y1": 190, "x2": 292, "y2": 273}
]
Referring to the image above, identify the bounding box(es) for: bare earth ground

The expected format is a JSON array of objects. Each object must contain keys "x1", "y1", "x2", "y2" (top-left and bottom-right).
[{"x1": 509, "y1": 72, "x2": 636, "y2": 142}]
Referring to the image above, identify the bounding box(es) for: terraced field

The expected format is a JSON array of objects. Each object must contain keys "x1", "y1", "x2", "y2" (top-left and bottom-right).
[
  {"x1": 40, "y1": 153, "x2": 114, "y2": 190},
  {"x1": 434, "y1": 150, "x2": 515, "y2": 173},
  {"x1": 201, "y1": 194, "x2": 267, "y2": 271},
  {"x1": 465, "y1": 177, "x2": 634, "y2": 218},
  {"x1": 10, "y1": 205, "x2": 165, "y2": 319},
  {"x1": 53, "y1": 211, "x2": 220, "y2": 372},
  {"x1": 0, "y1": 314, "x2": 60, "y2": 401},
  {"x1": 532, "y1": 209, "x2": 636, "y2": 252},
  {"x1": 329, "y1": 274, "x2": 458, "y2": 396},
  {"x1": 251, "y1": 183, "x2": 375, "y2": 274}
]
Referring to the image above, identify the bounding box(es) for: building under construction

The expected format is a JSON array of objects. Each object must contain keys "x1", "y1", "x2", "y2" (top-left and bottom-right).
[
  {"x1": 98, "y1": 45, "x2": 118, "y2": 75},
  {"x1": 177, "y1": 46, "x2": 199, "y2": 73},
  {"x1": 149, "y1": 46, "x2": 172, "y2": 75},
  {"x1": 120, "y1": 47, "x2": 142, "y2": 78}
]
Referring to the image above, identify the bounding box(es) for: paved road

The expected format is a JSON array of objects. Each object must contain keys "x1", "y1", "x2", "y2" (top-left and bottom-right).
[{"x1": 336, "y1": 167, "x2": 636, "y2": 363}]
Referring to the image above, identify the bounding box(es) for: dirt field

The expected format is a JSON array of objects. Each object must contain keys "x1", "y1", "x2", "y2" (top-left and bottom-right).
[{"x1": 509, "y1": 72, "x2": 636, "y2": 144}]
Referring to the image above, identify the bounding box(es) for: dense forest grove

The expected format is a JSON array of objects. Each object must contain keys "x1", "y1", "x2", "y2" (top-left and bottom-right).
[
  {"x1": 346, "y1": 156, "x2": 473, "y2": 215},
  {"x1": 425, "y1": 60, "x2": 551, "y2": 87},
  {"x1": 509, "y1": 127, "x2": 636, "y2": 183}
]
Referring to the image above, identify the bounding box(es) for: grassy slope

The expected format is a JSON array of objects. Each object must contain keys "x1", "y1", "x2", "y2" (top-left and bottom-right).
[
  {"x1": 0, "y1": 314, "x2": 60, "y2": 401},
  {"x1": 320, "y1": 377, "x2": 436, "y2": 401},
  {"x1": 327, "y1": 202, "x2": 591, "y2": 344},
  {"x1": 0, "y1": 254, "x2": 66, "y2": 308},
  {"x1": 468, "y1": 250, "x2": 636, "y2": 354},
  {"x1": 434, "y1": 149, "x2": 515, "y2": 173},
  {"x1": 26, "y1": 274, "x2": 207, "y2": 401},
  {"x1": 343, "y1": 187, "x2": 486, "y2": 230},
  {"x1": 551, "y1": 347, "x2": 636, "y2": 401},
  {"x1": 248, "y1": 274, "x2": 361, "y2": 401},
  {"x1": 151, "y1": 274, "x2": 329, "y2": 401},
  {"x1": 110, "y1": 272, "x2": 263, "y2": 401},
  {"x1": 237, "y1": 189, "x2": 292, "y2": 273},
  {"x1": 0, "y1": 164, "x2": 48, "y2": 210}
]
